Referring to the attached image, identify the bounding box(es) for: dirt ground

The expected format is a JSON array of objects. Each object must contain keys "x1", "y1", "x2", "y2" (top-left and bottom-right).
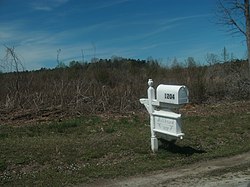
[
  {"x1": 1, "y1": 100, "x2": 250, "y2": 126},
  {"x1": 88, "y1": 151, "x2": 250, "y2": 187}
]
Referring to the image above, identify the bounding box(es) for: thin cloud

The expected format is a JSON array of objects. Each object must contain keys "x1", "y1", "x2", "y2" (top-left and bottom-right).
[
  {"x1": 162, "y1": 14, "x2": 212, "y2": 24},
  {"x1": 89, "y1": 0, "x2": 131, "y2": 11},
  {"x1": 30, "y1": 0, "x2": 69, "y2": 11},
  {"x1": 0, "y1": 21, "x2": 98, "y2": 69},
  {"x1": 34, "y1": 6, "x2": 53, "y2": 11},
  {"x1": 97, "y1": 14, "x2": 211, "y2": 45}
]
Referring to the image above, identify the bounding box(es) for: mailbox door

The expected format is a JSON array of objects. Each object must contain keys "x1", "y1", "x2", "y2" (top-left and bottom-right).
[{"x1": 178, "y1": 86, "x2": 189, "y2": 104}]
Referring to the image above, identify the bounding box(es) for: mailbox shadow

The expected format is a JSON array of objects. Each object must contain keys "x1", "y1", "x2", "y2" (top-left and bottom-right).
[{"x1": 159, "y1": 139, "x2": 206, "y2": 156}]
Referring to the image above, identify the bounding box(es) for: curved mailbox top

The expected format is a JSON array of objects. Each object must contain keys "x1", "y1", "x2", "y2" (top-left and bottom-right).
[{"x1": 156, "y1": 84, "x2": 189, "y2": 105}]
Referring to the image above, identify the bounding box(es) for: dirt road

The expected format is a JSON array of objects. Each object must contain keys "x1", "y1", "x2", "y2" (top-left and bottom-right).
[{"x1": 88, "y1": 151, "x2": 250, "y2": 187}]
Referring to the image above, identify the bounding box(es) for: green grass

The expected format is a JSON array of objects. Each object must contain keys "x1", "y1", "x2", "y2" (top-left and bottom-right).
[{"x1": 0, "y1": 112, "x2": 250, "y2": 186}]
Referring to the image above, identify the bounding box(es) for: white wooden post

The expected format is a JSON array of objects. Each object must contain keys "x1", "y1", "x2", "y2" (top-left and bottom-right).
[{"x1": 147, "y1": 79, "x2": 158, "y2": 152}]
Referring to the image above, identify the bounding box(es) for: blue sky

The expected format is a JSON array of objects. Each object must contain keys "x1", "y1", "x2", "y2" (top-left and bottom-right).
[{"x1": 0, "y1": 0, "x2": 247, "y2": 70}]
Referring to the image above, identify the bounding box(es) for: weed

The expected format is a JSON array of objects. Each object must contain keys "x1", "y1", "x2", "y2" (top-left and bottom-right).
[
  {"x1": 0, "y1": 160, "x2": 7, "y2": 172},
  {"x1": 0, "y1": 133, "x2": 8, "y2": 139}
]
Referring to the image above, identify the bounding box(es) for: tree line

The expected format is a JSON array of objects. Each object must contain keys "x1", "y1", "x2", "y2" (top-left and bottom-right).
[{"x1": 0, "y1": 56, "x2": 249, "y2": 116}]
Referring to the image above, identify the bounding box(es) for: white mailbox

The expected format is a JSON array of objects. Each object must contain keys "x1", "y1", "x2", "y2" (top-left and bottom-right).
[
  {"x1": 156, "y1": 85, "x2": 189, "y2": 105},
  {"x1": 140, "y1": 79, "x2": 189, "y2": 153}
]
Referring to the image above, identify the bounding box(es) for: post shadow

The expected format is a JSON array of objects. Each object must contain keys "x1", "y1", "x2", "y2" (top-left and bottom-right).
[{"x1": 159, "y1": 139, "x2": 206, "y2": 156}]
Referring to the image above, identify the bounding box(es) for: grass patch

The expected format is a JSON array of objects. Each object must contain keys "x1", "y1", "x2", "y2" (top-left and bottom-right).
[{"x1": 1, "y1": 113, "x2": 250, "y2": 186}]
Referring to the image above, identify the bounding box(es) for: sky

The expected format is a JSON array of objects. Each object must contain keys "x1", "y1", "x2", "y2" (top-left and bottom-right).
[{"x1": 0, "y1": 0, "x2": 247, "y2": 71}]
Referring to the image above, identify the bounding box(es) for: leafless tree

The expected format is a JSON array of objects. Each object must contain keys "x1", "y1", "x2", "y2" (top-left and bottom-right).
[
  {"x1": 2, "y1": 45, "x2": 25, "y2": 108},
  {"x1": 216, "y1": 0, "x2": 250, "y2": 74},
  {"x1": 2, "y1": 45, "x2": 24, "y2": 72},
  {"x1": 205, "y1": 53, "x2": 220, "y2": 65},
  {"x1": 57, "y1": 48, "x2": 61, "y2": 65}
]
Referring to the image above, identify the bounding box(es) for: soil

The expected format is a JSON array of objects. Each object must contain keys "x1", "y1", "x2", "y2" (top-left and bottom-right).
[
  {"x1": 1, "y1": 100, "x2": 250, "y2": 126},
  {"x1": 88, "y1": 151, "x2": 250, "y2": 187}
]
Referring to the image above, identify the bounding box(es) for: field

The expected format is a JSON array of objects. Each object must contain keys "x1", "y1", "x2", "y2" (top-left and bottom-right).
[{"x1": 1, "y1": 101, "x2": 250, "y2": 186}]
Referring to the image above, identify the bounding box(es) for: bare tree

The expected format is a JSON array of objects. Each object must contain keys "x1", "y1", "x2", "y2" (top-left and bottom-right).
[
  {"x1": 205, "y1": 53, "x2": 220, "y2": 65},
  {"x1": 217, "y1": 0, "x2": 250, "y2": 74},
  {"x1": 2, "y1": 45, "x2": 25, "y2": 108},
  {"x1": 2, "y1": 45, "x2": 24, "y2": 72}
]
